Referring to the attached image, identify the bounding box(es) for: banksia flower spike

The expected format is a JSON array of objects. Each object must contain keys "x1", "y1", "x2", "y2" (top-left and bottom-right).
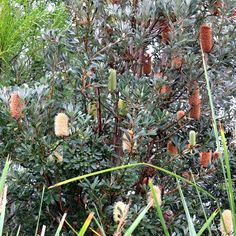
[
  {"x1": 200, "y1": 24, "x2": 213, "y2": 53},
  {"x1": 189, "y1": 104, "x2": 201, "y2": 120},
  {"x1": 147, "y1": 185, "x2": 162, "y2": 208},
  {"x1": 108, "y1": 69, "x2": 117, "y2": 93},
  {"x1": 122, "y1": 129, "x2": 134, "y2": 154},
  {"x1": 199, "y1": 151, "x2": 212, "y2": 168},
  {"x1": 160, "y1": 20, "x2": 171, "y2": 44},
  {"x1": 213, "y1": 1, "x2": 224, "y2": 16},
  {"x1": 113, "y1": 201, "x2": 127, "y2": 223},
  {"x1": 118, "y1": 99, "x2": 128, "y2": 116},
  {"x1": 172, "y1": 55, "x2": 183, "y2": 69},
  {"x1": 142, "y1": 53, "x2": 152, "y2": 75},
  {"x1": 176, "y1": 110, "x2": 185, "y2": 121},
  {"x1": 189, "y1": 130, "x2": 196, "y2": 147},
  {"x1": 220, "y1": 209, "x2": 233, "y2": 236},
  {"x1": 9, "y1": 92, "x2": 24, "y2": 120},
  {"x1": 167, "y1": 140, "x2": 178, "y2": 156},
  {"x1": 54, "y1": 113, "x2": 70, "y2": 137},
  {"x1": 188, "y1": 81, "x2": 201, "y2": 120}
]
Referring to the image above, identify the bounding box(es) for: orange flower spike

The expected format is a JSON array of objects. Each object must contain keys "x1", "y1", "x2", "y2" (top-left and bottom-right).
[
  {"x1": 199, "y1": 151, "x2": 212, "y2": 168},
  {"x1": 9, "y1": 92, "x2": 24, "y2": 120},
  {"x1": 167, "y1": 141, "x2": 178, "y2": 156},
  {"x1": 199, "y1": 24, "x2": 213, "y2": 53},
  {"x1": 176, "y1": 110, "x2": 185, "y2": 121}
]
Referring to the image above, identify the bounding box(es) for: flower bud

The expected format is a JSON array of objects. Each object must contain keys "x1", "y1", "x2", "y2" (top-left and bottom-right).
[
  {"x1": 118, "y1": 99, "x2": 128, "y2": 116},
  {"x1": 108, "y1": 69, "x2": 117, "y2": 93},
  {"x1": 189, "y1": 130, "x2": 196, "y2": 147}
]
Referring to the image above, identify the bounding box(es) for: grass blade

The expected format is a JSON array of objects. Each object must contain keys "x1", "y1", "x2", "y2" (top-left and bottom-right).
[
  {"x1": 78, "y1": 212, "x2": 94, "y2": 236},
  {"x1": 148, "y1": 180, "x2": 170, "y2": 236},
  {"x1": 48, "y1": 163, "x2": 216, "y2": 201},
  {"x1": 123, "y1": 204, "x2": 150, "y2": 236},
  {"x1": 0, "y1": 158, "x2": 10, "y2": 194},
  {"x1": 34, "y1": 185, "x2": 46, "y2": 236},
  {"x1": 220, "y1": 127, "x2": 236, "y2": 232},
  {"x1": 197, "y1": 209, "x2": 219, "y2": 236},
  {"x1": 40, "y1": 225, "x2": 46, "y2": 236},
  {"x1": 16, "y1": 225, "x2": 21, "y2": 236},
  {"x1": 177, "y1": 179, "x2": 197, "y2": 236},
  {"x1": 55, "y1": 213, "x2": 67, "y2": 236},
  {"x1": 191, "y1": 172, "x2": 212, "y2": 236},
  {"x1": 0, "y1": 186, "x2": 8, "y2": 236}
]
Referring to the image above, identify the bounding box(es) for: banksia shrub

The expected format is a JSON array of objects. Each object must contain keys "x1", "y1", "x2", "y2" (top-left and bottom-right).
[
  {"x1": 199, "y1": 151, "x2": 212, "y2": 168},
  {"x1": 113, "y1": 201, "x2": 127, "y2": 223},
  {"x1": 9, "y1": 92, "x2": 24, "y2": 120},
  {"x1": 54, "y1": 113, "x2": 70, "y2": 137},
  {"x1": 220, "y1": 209, "x2": 233, "y2": 236},
  {"x1": 122, "y1": 129, "x2": 134, "y2": 154},
  {"x1": 108, "y1": 69, "x2": 117, "y2": 93},
  {"x1": 167, "y1": 140, "x2": 178, "y2": 156},
  {"x1": 142, "y1": 53, "x2": 152, "y2": 75},
  {"x1": 199, "y1": 24, "x2": 213, "y2": 53},
  {"x1": 147, "y1": 185, "x2": 162, "y2": 207}
]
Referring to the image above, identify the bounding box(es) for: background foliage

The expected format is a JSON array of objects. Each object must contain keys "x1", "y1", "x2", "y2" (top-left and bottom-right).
[{"x1": 0, "y1": 0, "x2": 235, "y2": 235}]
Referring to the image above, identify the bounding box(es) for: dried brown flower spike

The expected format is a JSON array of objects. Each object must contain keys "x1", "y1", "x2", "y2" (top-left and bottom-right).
[
  {"x1": 142, "y1": 53, "x2": 152, "y2": 75},
  {"x1": 200, "y1": 24, "x2": 213, "y2": 53},
  {"x1": 188, "y1": 81, "x2": 201, "y2": 120}
]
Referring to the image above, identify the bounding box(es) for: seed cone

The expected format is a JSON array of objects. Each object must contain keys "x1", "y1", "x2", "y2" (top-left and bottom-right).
[
  {"x1": 220, "y1": 209, "x2": 233, "y2": 236},
  {"x1": 142, "y1": 54, "x2": 152, "y2": 75},
  {"x1": 122, "y1": 129, "x2": 134, "y2": 153},
  {"x1": 167, "y1": 141, "x2": 178, "y2": 156},
  {"x1": 147, "y1": 185, "x2": 162, "y2": 207},
  {"x1": 200, "y1": 24, "x2": 213, "y2": 53},
  {"x1": 54, "y1": 113, "x2": 70, "y2": 137},
  {"x1": 199, "y1": 151, "x2": 212, "y2": 168}
]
